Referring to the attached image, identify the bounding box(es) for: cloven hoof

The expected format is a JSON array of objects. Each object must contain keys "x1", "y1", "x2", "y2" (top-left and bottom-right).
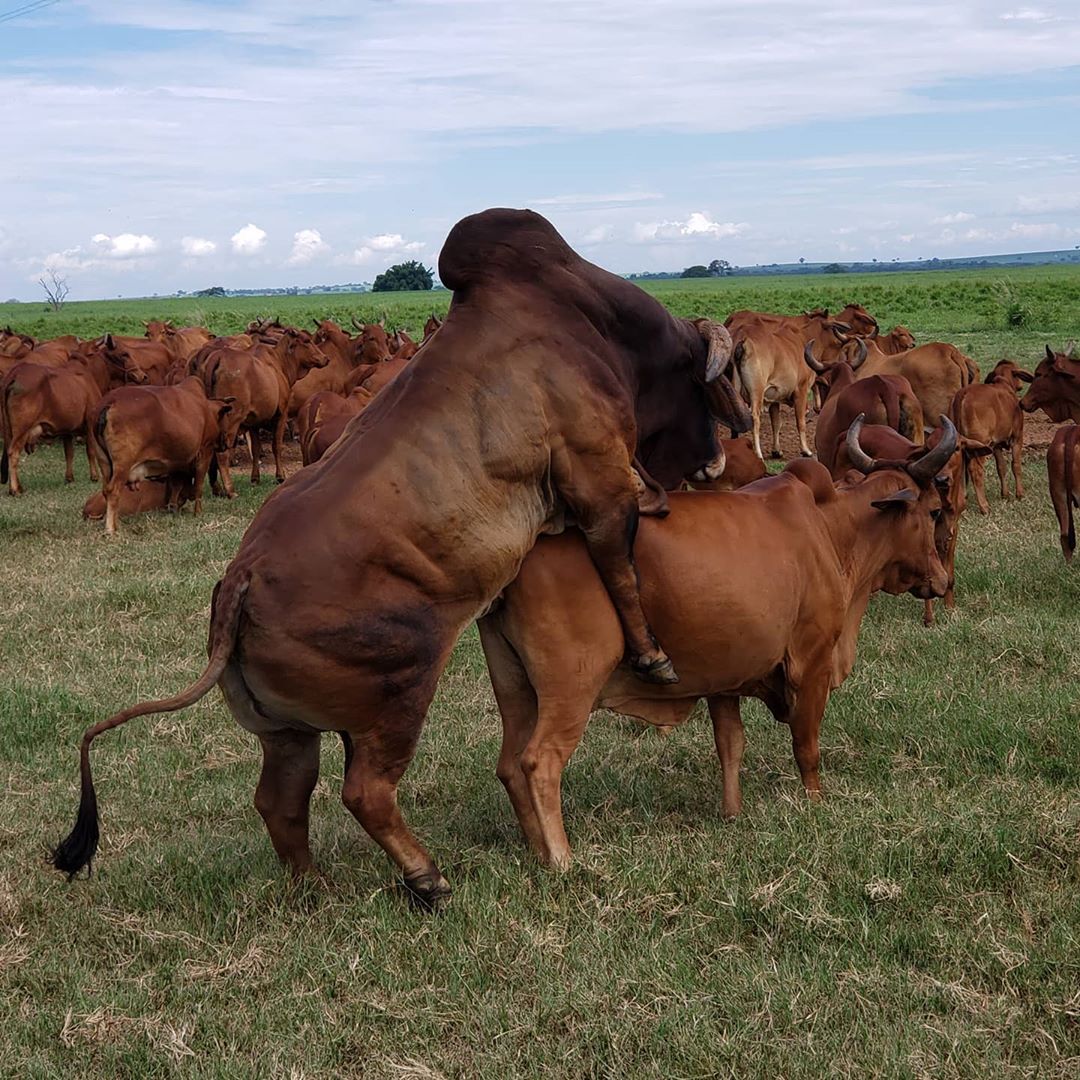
[
  {"x1": 631, "y1": 654, "x2": 680, "y2": 685},
  {"x1": 401, "y1": 872, "x2": 452, "y2": 912}
]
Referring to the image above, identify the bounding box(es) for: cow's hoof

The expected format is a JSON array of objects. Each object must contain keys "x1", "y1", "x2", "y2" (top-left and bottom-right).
[
  {"x1": 250, "y1": 478, "x2": 261, "y2": 486},
  {"x1": 275, "y1": 476, "x2": 285, "y2": 485},
  {"x1": 401, "y1": 871, "x2": 452, "y2": 912},
  {"x1": 771, "y1": 450, "x2": 783, "y2": 460},
  {"x1": 632, "y1": 655, "x2": 680, "y2": 685},
  {"x1": 800, "y1": 450, "x2": 813, "y2": 459}
]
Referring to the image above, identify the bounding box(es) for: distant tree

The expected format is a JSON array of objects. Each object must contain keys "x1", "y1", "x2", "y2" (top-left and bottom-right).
[
  {"x1": 822, "y1": 263, "x2": 846, "y2": 275},
  {"x1": 39, "y1": 269, "x2": 69, "y2": 311},
  {"x1": 681, "y1": 264, "x2": 711, "y2": 279},
  {"x1": 707, "y1": 258, "x2": 733, "y2": 277},
  {"x1": 372, "y1": 261, "x2": 434, "y2": 292},
  {"x1": 798, "y1": 257, "x2": 805, "y2": 265},
  {"x1": 195, "y1": 285, "x2": 226, "y2": 297}
]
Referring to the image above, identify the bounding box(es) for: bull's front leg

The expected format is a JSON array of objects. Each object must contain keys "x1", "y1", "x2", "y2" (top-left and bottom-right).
[
  {"x1": 248, "y1": 429, "x2": 262, "y2": 485},
  {"x1": 272, "y1": 413, "x2": 288, "y2": 483}
]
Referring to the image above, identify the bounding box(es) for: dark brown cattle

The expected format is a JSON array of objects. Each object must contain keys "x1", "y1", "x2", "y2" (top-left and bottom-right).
[
  {"x1": 209, "y1": 329, "x2": 329, "y2": 490},
  {"x1": 82, "y1": 474, "x2": 196, "y2": 521},
  {"x1": 1, "y1": 349, "x2": 147, "y2": 495},
  {"x1": 52, "y1": 207, "x2": 751, "y2": 905},
  {"x1": 1019, "y1": 344, "x2": 1080, "y2": 423},
  {"x1": 478, "y1": 418, "x2": 956, "y2": 866},
  {"x1": 1047, "y1": 425, "x2": 1080, "y2": 562},
  {"x1": 950, "y1": 360, "x2": 1030, "y2": 513},
  {"x1": 90, "y1": 377, "x2": 233, "y2": 535}
]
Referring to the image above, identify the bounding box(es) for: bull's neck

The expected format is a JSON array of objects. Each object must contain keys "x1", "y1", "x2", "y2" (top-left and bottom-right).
[{"x1": 270, "y1": 340, "x2": 301, "y2": 385}]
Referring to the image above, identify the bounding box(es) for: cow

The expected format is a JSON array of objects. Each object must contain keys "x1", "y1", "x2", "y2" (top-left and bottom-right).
[
  {"x1": 1, "y1": 349, "x2": 148, "y2": 495},
  {"x1": 343, "y1": 354, "x2": 410, "y2": 397},
  {"x1": 208, "y1": 329, "x2": 329, "y2": 491},
  {"x1": 805, "y1": 345, "x2": 924, "y2": 472},
  {"x1": 99, "y1": 334, "x2": 174, "y2": 385},
  {"x1": 144, "y1": 321, "x2": 215, "y2": 364},
  {"x1": 351, "y1": 318, "x2": 393, "y2": 364},
  {"x1": 687, "y1": 436, "x2": 766, "y2": 491},
  {"x1": 287, "y1": 320, "x2": 361, "y2": 419},
  {"x1": 877, "y1": 325, "x2": 916, "y2": 355},
  {"x1": 1047, "y1": 424, "x2": 1080, "y2": 562},
  {"x1": 476, "y1": 417, "x2": 957, "y2": 867},
  {"x1": 2, "y1": 334, "x2": 78, "y2": 376},
  {"x1": 422, "y1": 314, "x2": 443, "y2": 343},
  {"x1": 51, "y1": 207, "x2": 752, "y2": 906},
  {"x1": 1019, "y1": 344, "x2": 1080, "y2": 423},
  {"x1": 296, "y1": 386, "x2": 373, "y2": 466},
  {"x1": 82, "y1": 474, "x2": 196, "y2": 521},
  {"x1": 949, "y1": 360, "x2": 1030, "y2": 513},
  {"x1": 90, "y1": 377, "x2": 234, "y2": 535}
]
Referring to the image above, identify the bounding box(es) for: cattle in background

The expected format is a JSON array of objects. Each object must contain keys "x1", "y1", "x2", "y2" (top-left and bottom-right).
[
  {"x1": 351, "y1": 318, "x2": 393, "y2": 365},
  {"x1": 1, "y1": 348, "x2": 147, "y2": 495},
  {"x1": 478, "y1": 418, "x2": 957, "y2": 866},
  {"x1": 876, "y1": 325, "x2": 916, "y2": 355},
  {"x1": 287, "y1": 319, "x2": 362, "y2": 419},
  {"x1": 82, "y1": 474, "x2": 196, "y2": 522},
  {"x1": 1047, "y1": 425, "x2": 1080, "y2": 562},
  {"x1": 1019, "y1": 344, "x2": 1080, "y2": 423},
  {"x1": 343, "y1": 354, "x2": 410, "y2": 397},
  {"x1": 687, "y1": 436, "x2": 766, "y2": 491},
  {"x1": 296, "y1": 386, "x2": 373, "y2": 465},
  {"x1": 52, "y1": 208, "x2": 752, "y2": 904},
  {"x1": 90, "y1": 377, "x2": 233, "y2": 535},
  {"x1": 209, "y1": 328, "x2": 328, "y2": 491},
  {"x1": 950, "y1": 359, "x2": 1030, "y2": 513},
  {"x1": 98, "y1": 334, "x2": 174, "y2": 385},
  {"x1": 143, "y1": 321, "x2": 215, "y2": 365},
  {"x1": 0, "y1": 328, "x2": 35, "y2": 367},
  {"x1": 422, "y1": 314, "x2": 443, "y2": 343}
]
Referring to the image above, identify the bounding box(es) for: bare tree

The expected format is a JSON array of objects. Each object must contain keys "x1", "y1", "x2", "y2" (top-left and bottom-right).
[{"x1": 39, "y1": 268, "x2": 69, "y2": 311}]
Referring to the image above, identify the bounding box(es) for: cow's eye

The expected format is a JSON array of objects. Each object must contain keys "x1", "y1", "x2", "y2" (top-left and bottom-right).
[{"x1": 930, "y1": 509, "x2": 942, "y2": 521}]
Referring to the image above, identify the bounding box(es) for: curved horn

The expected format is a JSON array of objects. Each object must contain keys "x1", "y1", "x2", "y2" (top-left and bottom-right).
[
  {"x1": 869, "y1": 321, "x2": 880, "y2": 340},
  {"x1": 351, "y1": 315, "x2": 364, "y2": 331},
  {"x1": 907, "y1": 416, "x2": 958, "y2": 483},
  {"x1": 697, "y1": 319, "x2": 733, "y2": 382},
  {"x1": 845, "y1": 414, "x2": 875, "y2": 474},
  {"x1": 1066, "y1": 340, "x2": 1077, "y2": 359},
  {"x1": 849, "y1": 338, "x2": 868, "y2": 369},
  {"x1": 803, "y1": 340, "x2": 826, "y2": 373}
]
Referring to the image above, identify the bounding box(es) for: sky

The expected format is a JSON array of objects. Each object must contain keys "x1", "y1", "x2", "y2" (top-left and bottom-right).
[{"x1": 3, "y1": 0, "x2": 1080, "y2": 300}]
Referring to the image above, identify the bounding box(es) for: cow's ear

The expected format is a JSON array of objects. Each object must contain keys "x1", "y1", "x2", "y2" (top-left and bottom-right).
[
  {"x1": 871, "y1": 488, "x2": 918, "y2": 510},
  {"x1": 959, "y1": 436, "x2": 993, "y2": 458},
  {"x1": 1046, "y1": 344, "x2": 1056, "y2": 362},
  {"x1": 1015, "y1": 369, "x2": 1034, "y2": 382}
]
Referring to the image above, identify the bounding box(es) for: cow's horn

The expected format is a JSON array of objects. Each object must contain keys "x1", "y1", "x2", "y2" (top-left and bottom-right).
[
  {"x1": 695, "y1": 320, "x2": 733, "y2": 383},
  {"x1": 849, "y1": 338, "x2": 868, "y2": 369},
  {"x1": 907, "y1": 416, "x2": 958, "y2": 483},
  {"x1": 351, "y1": 315, "x2": 364, "y2": 331},
  {"x1": 803, "y1": 341, "x2": 826, "y2": 373},
  {"x1": 845, "y1": 414, "x2": 875, "y2": 474},
  {"x1": 1066, "y1": 340, "x2": 1077, "y2": 359}
]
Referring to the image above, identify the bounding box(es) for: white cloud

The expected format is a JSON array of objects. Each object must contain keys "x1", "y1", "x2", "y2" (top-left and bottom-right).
[
  {"x1": 932, "y1": 211, "x2": 975, "y2": 225},
  {"x1": 1000, "y1": 8, "x2": 1056, "y2": 22},
  {"x1": 181, "y1": 236, "x2": 216, "y2": 256},
  {"x1": 583, "y1": 224, "x2": 614, "y2": 244},
  {"x1": 287, "y1": 228, "x2": 329, "y2": 265},
  {"x1": 633, "y1": 212, "x2": 747, "y2": 243},
  {"x1": 342, "y1": 232, "x2": 424, "y2": 264},
  {"x1": 231, "y1": 223, "x2": 267, "y2": 255},
  {"x1": 91, "y1": 232, "x2": 158, "y2": 257},
  {"x1": 1016, "y1": 193, "x2": 1080, "y2": 213}
]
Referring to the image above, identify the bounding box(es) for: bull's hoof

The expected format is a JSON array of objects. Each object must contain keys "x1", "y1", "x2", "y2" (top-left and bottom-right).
[
  {"x1": 401, "y1": 871, "x2": 452, "y2": 912},
  {"x1": 800, "y1": 450, "x2": 814, "y2": 459},
  {"x1": 770, "y1": 450, "x2": 783, "y2": 460},
  {"x1": 631, "y1": 655, "x2": 680, "y2": 685}
]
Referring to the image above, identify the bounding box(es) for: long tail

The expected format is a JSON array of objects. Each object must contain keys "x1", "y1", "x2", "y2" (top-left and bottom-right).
[
  {"x1": 93, "y1": 403, "x2": 113, "y2": 484},
  {"x1": 0, "y1": 378, "x2": 15, "y2": 484},
  {"x1": 1066, "y1": 427, "x2": 1080, "y2": 557},
  {"x1": 51, "y1": 568, "x2": 252, "y2": 879}
]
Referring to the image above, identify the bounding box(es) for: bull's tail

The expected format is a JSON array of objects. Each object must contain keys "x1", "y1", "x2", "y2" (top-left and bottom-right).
[
  {"x1": 0, "y1": 377, "x2": 18, "y2": 484},
  {"x1": 92, "y1": 403, "x2": 113, "y2": 484},
  {"x1": 51, "y1": 567, "x2": 252, "y2": 879},
  {"x1": 1065, "y1": 427, "x2": 1080, "y2": 558}
]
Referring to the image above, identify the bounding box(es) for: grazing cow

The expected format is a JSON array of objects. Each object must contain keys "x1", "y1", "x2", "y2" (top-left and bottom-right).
[
  {"x1": 99, "y1": 334, "x2": 174, "y2": 385},
  {"x1": 1, "y1": 349, "x2": 147, "y2": 495},
  {"x1": 832, "y1": 421, "x2": 987, "y2": 626},
  {"x1": 687, "y1": 436, "x2": 766, "y2": 491},
  {"x1": 209, "y1": 329, "x2": 329, "y2": 490},
  {"x1": 877, "y1": 325, "x2": 916, "y2": 355},
  {"x1": 52, "y1": 207, "x2": 752, "y2": 905},
  {"x1": 1047, "y1": 425, "x2": 1080, "y2": 562},
  {"x1": 90, "y1": 377, "x2": 234, "y2": 535},
  {"x1": 1019, "y1": 344, "x2": 1080, "y2": 423},
  {"x1": 82, "y1": 474, "x2": 196, "y2": 521},
  {"x1": 477, "y1": 417, "x2": 957, "y2": 866},
  {"x1": 296, "y1": 387, "x2": 373, "y2": 465},
  {"x1": 950, "y1": 359, "x2": 1030, "y2": 513}
]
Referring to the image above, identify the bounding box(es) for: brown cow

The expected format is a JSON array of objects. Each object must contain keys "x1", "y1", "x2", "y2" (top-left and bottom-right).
[
  {"x1": 52, "y1": 207, "x2": 751, "y2": 905},
  {"x1": 209, "y1": 329, "x2": 329, "y2": 490},
  {"x1": 144, "y1": 321, "x2": 215, "y2": 364},
  {"x1": 91, "y1": 377, "x2": 234, "y2": 535},
  {"x1": 82, "y1": 474, "x2": 196, "y2": 521},
  {"x1": 1, "y1": 349, "x2": 147, "y2": 495},
  {"x1": 1019, "y1": 344, "x2": 1080, "y2": 423},
  {"x1": 422, "y1": 314, "x2": 443, "y2": 342},
  {"x1": 877, "y1": 326, "x2": 916, "y2": 355},
  {"x1": 351, "y1": 319, "x2": 393, "y2": 364},
  {"x1": 1047, "y1": 424, "x2": 1080, "y2": 562},
  {"x1": 296, "y1": 386, "x2": 373, "y2": 465},
  {"x1": 687, "y1": 436, "x2": 766, "y2": 491},
  {"x1": 950, "y1": 359, "x2": 1030, "y2": 513},
  {"x1": 99, "y1": 334, "x2": 173, "y2": 385},
  {"x1": 477, "y1": 418, "x2": 956, "y2": 866},
  {"x1": 343, "y1": 354, "x2": 410, "y2": 397},
  {"x1": 288, "y1": 320, "x2": 360, "y2": 419}
]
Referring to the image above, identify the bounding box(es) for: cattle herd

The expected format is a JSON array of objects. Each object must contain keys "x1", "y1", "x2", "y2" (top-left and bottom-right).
[{"x1": 3, "y1": 208, "x2": 1077, "y2": 908}]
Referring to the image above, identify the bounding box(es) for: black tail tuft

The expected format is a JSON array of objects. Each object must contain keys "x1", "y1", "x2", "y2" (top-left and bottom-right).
[
  {"x1": 0, "y1": 448, "x2": 7, "y2": 485},
  {"x1": 51, "y1": 742, "x2": 100, "y2": 880}
]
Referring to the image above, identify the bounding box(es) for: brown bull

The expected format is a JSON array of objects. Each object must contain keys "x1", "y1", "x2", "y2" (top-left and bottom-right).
[
  {"x1": 950, "y1": 360, "x2": 1030, "y2": 513},
  {"x1": 351, "y1": 318, "x2": 393, "y2": 364},
  {"x1": 1047, "y1": 425, "x2": 1080, "y2": 562},
  {"x1": 1, "y1": 349, "x2": 147, "y2": 495},
  {"x1": 209, "y1": 329, "x2": 328, "y2": 490},
  {"x1": 144, "y1": 321, "x2": 215, "y2": 364},
  {"x1": 1019, "y1": 344, "x2": 1080, "y2": 423},
  {"x1": 91, "y1": 377, "x2": 234, "y2": 535},
  {"x1": 477, "y1": 418, "x2": 956, "y2": 867},
  {"x1": 52, "y1": 207, "x2": 751, "y2": 906}
]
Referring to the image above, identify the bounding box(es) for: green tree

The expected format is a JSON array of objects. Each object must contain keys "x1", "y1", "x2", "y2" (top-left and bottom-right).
[
  {"x1": 708, "y1": 259, "x2": 733, "y2": 277},
  {"x1": 680, "y1": 264, "x2": 711, "y2": 279},
  {"x1": 372, "y1": 261, "x2": 434, "y2": 292},
  {"x1": 822, "y1": 263, "x2": 846, "y2": 275}
]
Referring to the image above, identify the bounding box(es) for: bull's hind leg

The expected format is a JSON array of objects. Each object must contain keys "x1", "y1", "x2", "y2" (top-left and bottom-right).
[
  {"x1": 254, "y1": 729, "x2": 321, "y2": 874},
  {"x1": 62, "y1": 436, "x2": 75, "y2": 483},
  {"x1": 342, "y1": 718, "x2": 450, "y2": 909},
  {"x1": 272, "y1": 413, "x2": 288, "y2": 483},
  {"x1": 993, "y1": 446, "x2": 1010, "y2": 501},
  {"x1": 248, "y1": 429, "x2": 262, "y2": 484},
  {"x1": 1012, "y1": 437, "x2": 1024, "y2": 500},
  {"x1": 969, "y1": 453, "x2": 990, "y2": 514},
  {"x1": 708, "y1": 695, "x2": 745, "y2": 819},
  {"x1": 768, "y1": 402, "x2": 783, "y2": 459}
]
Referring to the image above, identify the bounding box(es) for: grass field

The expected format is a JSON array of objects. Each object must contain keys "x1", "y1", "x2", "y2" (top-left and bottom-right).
[{"x1": 1, "y1": 269, "x2": 1079, "y2": 1077}]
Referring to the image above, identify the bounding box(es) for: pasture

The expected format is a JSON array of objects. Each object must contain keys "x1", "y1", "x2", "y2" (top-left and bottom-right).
[{"x1": 1, "y1": 268, "x2": 1079, "y2": 1077}]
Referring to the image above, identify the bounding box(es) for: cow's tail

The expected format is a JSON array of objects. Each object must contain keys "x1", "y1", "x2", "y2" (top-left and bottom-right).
[
  {"x1": 963, "y1": 353, "x2": 979, "y2": 385},
  {"x1": 0, "y1": 380, "x2": 12, "y2": 484},
  {"x1": 51, "y1": 567, "x2": 252, "y2": 880},
  {"x1": 93, "y1": 403, "x2": 113, "y2": 484},
  {"x1": 897, "y1": 398, "x2": 919, "y2": 443},
  {"x1": 1065, "y1": 427, "x2": 1080, "y2": 557},
  {"x1": 881, "y1": 383, "x2": 902, "y2": 434}
]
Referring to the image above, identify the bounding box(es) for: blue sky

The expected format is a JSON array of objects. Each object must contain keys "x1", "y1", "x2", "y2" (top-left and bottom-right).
[{"x1": 3, "y1": 0, "x2": 1079, "y2": 299}]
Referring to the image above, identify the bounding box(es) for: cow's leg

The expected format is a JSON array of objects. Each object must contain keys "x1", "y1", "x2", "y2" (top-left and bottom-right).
[
  {"x1": 993, "y1": 446, "x2": 1010, "y2": 501},
  {"x1": 103, "y1": 481, "x2": 121, "y2": 536},
  {"x1": 520, "y1": 697, "x2": 591, "y2": 870},
  {"x1": 84, "y1": 425, "x2": 99, "y2": 482},
  {"x1": 214, "y1": 451, "x2": 236, "y2": 499},
  {"x1": 1050, "y1": 465, "x2": 1072, "y2": 562},
  {"x1": 744, "y1": 382, "x2": 765, "y2": 461},
  {"x1": 768, "y1": 402, "x2": 783, "y2": 459},
  {"x1": 248, "y1": 429, "x2": 261, "y2": 485},
  {"x1": 479, "y1": 623, "x2": 547, "y2": 859},
  {"x1": 192, "y1": 451, "x2": 214, "y2": 516},
  {"x1": 272, "y1": 413, "x2": 287, "y2": 483},
  {"x1": 923, "y1": 599, "x2": 936, "y2": 626},
  {"x1": 341, "y1": 716, "x2": 450, "y2": 909},
  {"x1": 708, "y1": 695, "x2": 745, "y2": 819},
  {"x1": 787, "y1": 675, "x2": 830, "y2": 800},
  {"x1": 1012, "y1": 439, "x2": 1024, "y2": 500},
  {"x1": 6, "y1": 437, "x2": 23, "y2": 496},
  {"x1": 793, "y1": 389, "x2": 813, "y2": 457},
  {"x1": 254, "y1": 729, "x2": 320, "y2": 875},
  {"x1": 969, "y1": 453, "x2": 990, "y2": 514},
  {"x1": 62, "y1": 435, "x2": 75, "y2": 483}
]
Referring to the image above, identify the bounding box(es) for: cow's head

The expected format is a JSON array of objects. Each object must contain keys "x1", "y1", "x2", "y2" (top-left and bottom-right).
[
  {"x1": 1019, "y1": 344, "x2": 1080, "y2": 421},
  {"x1": 211, "y1": 397, "x2": 237, "y2": 451},
  {"x1": 695, "y1": 321, "x2": 752, "y2": 435},
  {"x1": 984, "y1": 359, "x2": 1034, "y2": 392},
  {"x1": 282, "y1": 327, "x2": 330, "y2": 371},
  {"x1": 844, "y1": 413, "x2": 959, "y2": 599},
  {"x1": 837, "y1": 303, "x2": 879, "y2": 339},
  {"x1": 884, "y1": 325, "x2": 916, "y2": 352},
  {"x1": 99, "y1": 334, "x2": 150, "y2": 384},
  {"x1": 804, "y1": 342, "x2": 857, "y2": 409}
]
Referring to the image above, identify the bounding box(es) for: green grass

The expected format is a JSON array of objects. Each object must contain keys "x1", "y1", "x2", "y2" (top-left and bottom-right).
[{"x1": 2, "y1": 271, "x2": 1079, "y2": 1077}]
